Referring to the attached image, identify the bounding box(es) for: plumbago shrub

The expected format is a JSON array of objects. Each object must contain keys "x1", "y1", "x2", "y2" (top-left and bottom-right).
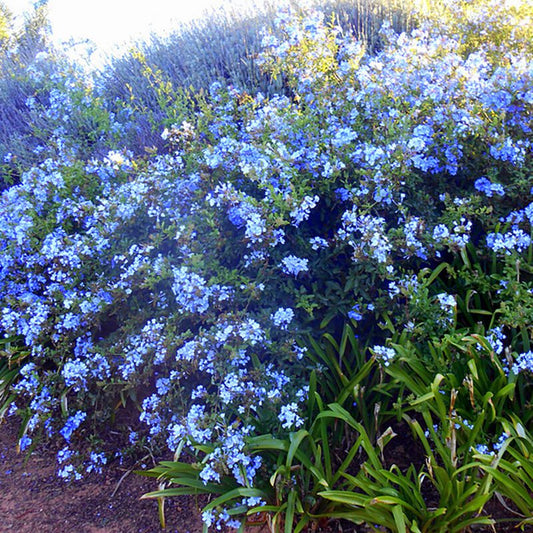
[
  {"x1": 0, "y1": 0, "x2": 532, "y2": 528},
  {"x1": 0, "y1": 1, "x2": 126, "y2": 186},
  {"x1": 0, "y1": 49, "x2": 125, "y2": 189}
]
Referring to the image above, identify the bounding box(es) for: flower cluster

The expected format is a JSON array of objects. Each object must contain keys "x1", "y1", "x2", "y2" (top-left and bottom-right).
[{"x1": 512, "y1": 351, "x2": 533, "y2": 375}]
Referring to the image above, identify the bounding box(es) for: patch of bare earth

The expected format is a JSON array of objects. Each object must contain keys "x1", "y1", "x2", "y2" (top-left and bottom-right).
[{"x1": 0, "y1": 417, "x2": 205, "y2": 533}]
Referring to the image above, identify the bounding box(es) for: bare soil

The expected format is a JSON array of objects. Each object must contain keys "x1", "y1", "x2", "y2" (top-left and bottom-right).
[{"x1": 0, "y1": 417, "x2": 204, "y2": 533}]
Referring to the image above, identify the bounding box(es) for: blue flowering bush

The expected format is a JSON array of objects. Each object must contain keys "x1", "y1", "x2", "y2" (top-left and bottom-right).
[
  {"x1": 0, "y1": 45, "x2": 121, "y2": 186},
  {"x1": 0, "y1": 4, "x2": 56, "y2": 182},
  {"x1": 98, "y1": 0, "x2": 416, "y2": 156},
  {"x1": 1, "y1": 0, "x2": 533, "y2": 530}
]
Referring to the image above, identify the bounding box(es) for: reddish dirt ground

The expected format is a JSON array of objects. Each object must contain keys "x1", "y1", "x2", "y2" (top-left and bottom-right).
[{"x1": 0, "y1": 417, "x2": 205, "y2": 533}]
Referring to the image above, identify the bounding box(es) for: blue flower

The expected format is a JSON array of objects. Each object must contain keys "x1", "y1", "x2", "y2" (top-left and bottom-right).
[
  {"x1": 433, "y1": 224, "x2": 450, "y2": 242},
  {"x1": 60, "y1": 411, "x2": 86, "y2": 442},
  {"x1": 486, "y1": 326, "x2": 505, "y2": 355},
  {"x1": 186, "y1": 404, "x2": 212, "y2": 443},
  {"x1": 290, "y1": 195, "x2": 319, "y2": 226},
  {"x1": 200, "y1": 462, "x2": 221, "y2": 484},
  {"x1": 372, "y1": 345, "x2": 396, "y2": 366},
  {"x1": 331, "y1": 127, "x2": 357, "y2": 148},
  {"x1": 436, "y1": 293, "x2": 456, "y2": 308},
  {"x1": 279, "y1": 402, "x2": 304, "y2": 429},
  {"x1": 487, "y1": 228, "x2": 531, "y2": 254},
  {"x1": 475, "y1": 444, "x2": 493, "y2": 456},
  {"x1": 280, "y1": 255, "x2": 309, "y2": 277},
  {"x1": 493, "y1": 431, "x2": 510, "y2": 452},
  {"x1": 474, "y1": 177, "x2": 505, "y2": 197},
  {"x1": 86, "y1": 452, "x2": 107, "y2": 474},
  {"x1": 309, "y1": 236, "x2": 328, "y2": 250},
  {"x1": 489, "y1": 138, "x2": 526, "y2": 165},
  {"x1": 57, "y1": 463, "x2": 82, "y2": 481},
  {"x1": 62, "y1": 359, "x2": 89, "y2": 391},
  {"x1": 19, "y1": 434, "x2": 32, "y2": 451},
  {"x1": 348, "y1": 304, "x2": 363, "y2": 321},
  {"x1": 271, "y1": 307, "x2": 295, "y2": 330},
  {"x1": 512, "y1": 351, "x2": 533, "y2": 375},
  {"x1": 245, "y1": 496, "x2": 265, "y2": 508},
  {"x1": 172, "y1": 267, "x2": 211, "y2": 314}
]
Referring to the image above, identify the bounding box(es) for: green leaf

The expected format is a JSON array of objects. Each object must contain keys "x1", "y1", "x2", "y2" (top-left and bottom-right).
[
  {"x1": 409, "y1": 390, "x2": 435, "y2": 407},
  {"x1": 425, "y1": 262, "x2": 450, "y2": 286},
  {"x1": 337, "y1": 357, "x2": 376, "y2": 405},
  {"x1": 332, "y1": 434, "x2": 364, "y2": 486},
  {"x1": 141, "y1": 487, "x2": 210, "y2": 498},
  {"x1": 285, "y1": 489, "x2": 297, "y2": 533},
  {"x1": 287, "y1": 429, "x2": 309, "y2": 468},
  {"x1": 203, "y1": 488, "x2": 269, "y2": 512},
  {"x1": 248, "y1": 435, "x2": 289, "y2": 452},
  {"x1": 318, "y1": 490, "x2": 368, "y2": 506},
  {"x1": 294, "y1": 515, "x2": 311, "y2": 533},
  {"x1": 392, "y1": 505, "x2": 407, "y2": 533},
  {"x1": 495, "y1": 383, "x2": 516, "y2": 399}
]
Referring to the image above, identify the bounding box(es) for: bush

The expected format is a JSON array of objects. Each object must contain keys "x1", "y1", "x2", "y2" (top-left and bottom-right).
[
  {"x1": 0, "y1": 4, "x2": 124, "y2": 187},
  {"x1": 97, "y1": 0, "x2": 417, "y2": 155},
  {"x1": 0, "y1": 3, "x2": 57, "y2": 180},
  {"x1": 0, "y1": 0, "x2": 532, "y2": 530}
]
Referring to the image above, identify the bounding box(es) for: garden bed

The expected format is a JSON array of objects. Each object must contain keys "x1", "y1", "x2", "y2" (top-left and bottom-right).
[
  {"x1": 1, "y1": 0, "x2": 532, "y2": 531},
  {"x1": 0, "y1": 417, "x2": 204, "y2": 533}
]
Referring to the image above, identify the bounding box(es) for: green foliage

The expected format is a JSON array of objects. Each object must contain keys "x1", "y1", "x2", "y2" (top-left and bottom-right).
[
  {"x1": 479, "y1": 417, "x2": 533, "y2": 528},
  {"x1": 141, "y1": 386, "x2": 394, "y2": 532},
  {"x1": 306, "y1": 323, "x2": 393, "y2": 438},
  {"x1": 0, "y1": 336, "x2": 27, "y2": 420}
]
